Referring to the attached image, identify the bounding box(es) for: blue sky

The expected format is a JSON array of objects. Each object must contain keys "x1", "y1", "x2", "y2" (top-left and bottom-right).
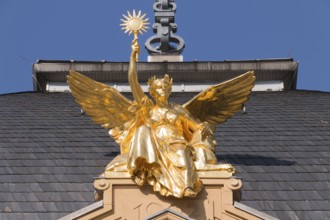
[{"x1": 0, "y1": 0, "x2": 329, "y2": 94}]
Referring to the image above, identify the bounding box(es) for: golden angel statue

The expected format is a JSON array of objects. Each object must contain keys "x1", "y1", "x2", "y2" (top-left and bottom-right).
[{"x1": 67, "y1": 13, "x2": 255, "y2": 198}]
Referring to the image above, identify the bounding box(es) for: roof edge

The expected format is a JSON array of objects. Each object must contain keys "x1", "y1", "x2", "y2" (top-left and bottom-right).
[
  {"x1": 58, "y1": 201, "x2": 103, "y2": 220},
  {"x1": 0, "y1": 91, "x2": 38, "y2": 97},
  {"x1": 36, "y1": 58, "x2": 295, "y2": 64},
  {"x1": 234, "y1": 202, "x2": 280, "y2": 220}
]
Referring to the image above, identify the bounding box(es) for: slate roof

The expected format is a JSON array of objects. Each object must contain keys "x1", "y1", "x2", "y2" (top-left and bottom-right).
[{"x1": 0, "y1": 90, "x2": 329, "y2": 220}]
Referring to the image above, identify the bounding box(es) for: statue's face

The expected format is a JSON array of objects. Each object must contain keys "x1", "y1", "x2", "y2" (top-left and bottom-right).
[{"x1": 151, "y1": 80, "x2": 172, "y2": 101}]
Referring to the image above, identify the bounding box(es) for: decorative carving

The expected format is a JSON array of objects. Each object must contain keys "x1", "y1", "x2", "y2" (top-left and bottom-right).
[
  {"x1": 225, "y1": 179, "x2": 243, "y2": 190},
  {"x1": 145, "y1": 0, "x2": 185, "y2": 55},
  {"x1": 146, "y1": 202, "x2": 165, "y2": 215},
  {"x1": 73, "y1": 175, "x2": 265, "y2": 220},
  {"x1": 121, "y1": 10, "x2": 149, "y2": 62},
  {"x1": 94, "y1": 179, "x2": 110, "y2": 191}
]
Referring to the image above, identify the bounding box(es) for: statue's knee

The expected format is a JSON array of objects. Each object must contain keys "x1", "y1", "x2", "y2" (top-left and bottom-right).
[{"x1": 170, "y1": 143, "x2": 187, "y2": 151}]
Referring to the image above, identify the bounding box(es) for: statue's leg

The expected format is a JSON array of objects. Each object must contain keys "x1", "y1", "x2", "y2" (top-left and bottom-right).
[
  {"x1": 194, "y1": 146, "x2": 218, "y2": 170},
  {"x1": 168, "y1": 143, "x2": 200, "y2": 197},
  {"x1": 127, "y1": 125, "x2": 159, "y2": 185}
]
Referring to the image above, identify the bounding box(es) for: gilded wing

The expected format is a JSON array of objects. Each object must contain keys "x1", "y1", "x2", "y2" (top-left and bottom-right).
[
  {"x1": 183, "y1": 71, "x2": 255, "y2": 130},
  {"x1": 67, "y1": 70, "x2": 134, "y2": 129}
]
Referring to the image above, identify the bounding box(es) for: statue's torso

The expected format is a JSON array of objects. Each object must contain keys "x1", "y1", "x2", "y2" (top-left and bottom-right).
[{"x1": 149, "y1": 105, "x2": 186, "y2": 144}]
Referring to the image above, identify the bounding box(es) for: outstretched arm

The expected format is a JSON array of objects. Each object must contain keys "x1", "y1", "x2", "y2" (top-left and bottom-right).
[{"x1": 128, "y1": 37, "x2": 145, "y2": 103}]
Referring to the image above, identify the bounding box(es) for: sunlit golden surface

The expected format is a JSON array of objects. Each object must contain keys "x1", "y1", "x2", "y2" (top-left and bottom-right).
[
  {"x1": 120, "y1": 10, "x2": 149, "y2": 35},
  {"x1": 67, "y1": 29, "x2": 255, "y2": 199}
]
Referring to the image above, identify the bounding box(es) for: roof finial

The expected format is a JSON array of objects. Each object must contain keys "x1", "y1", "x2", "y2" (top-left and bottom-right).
[{"x1": 145, "y1": 0, "x2": 185, "y2": 55}]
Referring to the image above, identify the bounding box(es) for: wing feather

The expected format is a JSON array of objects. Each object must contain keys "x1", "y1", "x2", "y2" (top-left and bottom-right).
[
  {"x1": 183, "y1": 71, "x2": 255, "y2": 130},
  {"x1": 67, "y1": 70, "x2": 134, "y2": 129}
]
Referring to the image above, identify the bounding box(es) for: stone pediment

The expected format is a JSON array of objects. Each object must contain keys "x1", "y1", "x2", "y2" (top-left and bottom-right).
[
  {"x1": 59, "y1": 171, "x2": 278, "y2": 220},
  {"x1": 144, "y1": 208, "x2": 193, "y2": 220}
]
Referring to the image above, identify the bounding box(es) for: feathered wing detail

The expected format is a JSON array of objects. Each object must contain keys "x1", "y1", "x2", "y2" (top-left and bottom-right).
[
  {"x1": 183, "y1": 71, "x2": 256, "y2": 130},
  {"x1": 67, "y1": 70, "x2": 135, "y2": 129}
]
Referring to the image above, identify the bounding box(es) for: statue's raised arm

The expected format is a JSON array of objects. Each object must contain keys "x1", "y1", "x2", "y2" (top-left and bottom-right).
[{"x1": 128, "y1": 36, "x2": 146, "y2": 103}]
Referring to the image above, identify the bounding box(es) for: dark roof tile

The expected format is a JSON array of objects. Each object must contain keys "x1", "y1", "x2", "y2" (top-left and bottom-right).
[{"x1": 1, "y1": 91, "x2": 330, "y2": 219}]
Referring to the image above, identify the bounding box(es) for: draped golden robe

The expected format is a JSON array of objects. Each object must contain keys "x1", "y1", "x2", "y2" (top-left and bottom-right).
[{"x1": 106, "y1": 97, "x2": 207, "y2": 198}]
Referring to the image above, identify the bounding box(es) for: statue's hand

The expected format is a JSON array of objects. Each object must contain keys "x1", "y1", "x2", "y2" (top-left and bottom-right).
[
  {"x1": 198, "y1": 122, "x2": 212, "y2": 140},
  {"x1": 131, "y1": 38, "x2": 140, "y2": 61}
]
